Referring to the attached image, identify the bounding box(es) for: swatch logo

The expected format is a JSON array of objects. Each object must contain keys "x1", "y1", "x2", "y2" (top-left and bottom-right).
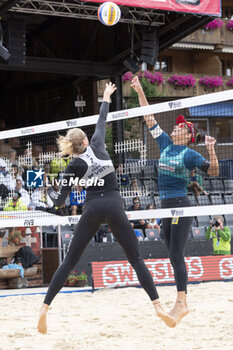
[
  {"x1": 168, "y1": 101, "x2": 182, "y2": 109},
  {"x1": 171, "y1": 209, "x2": 184, "y2": 216},
  {"x1": 66, "y1": 120, "x2": 77, "y2": 127}
]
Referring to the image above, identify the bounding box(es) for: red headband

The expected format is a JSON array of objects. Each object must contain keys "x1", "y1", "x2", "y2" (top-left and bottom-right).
[{"x1": 176, "y1": 115, "x2": 196, "y2": 143}]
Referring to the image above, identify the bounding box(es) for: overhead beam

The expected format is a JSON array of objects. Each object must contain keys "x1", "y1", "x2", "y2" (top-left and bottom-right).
[
  {"x1": 0, "y1": 57, "x2": 117, "y2": 76},
  {"x1": 0, "y1": 0, "x2": 21, "y2": 15},
  {"x1": 10, "y1": 0, "x2": 165, "y2": 26},
  {"x1": 159, "y1": 16, "x2": 211, "y2": 51}
]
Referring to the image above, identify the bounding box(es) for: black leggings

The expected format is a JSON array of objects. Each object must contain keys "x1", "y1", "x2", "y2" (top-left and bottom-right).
[
  {"x1": 161, "y1": 196, "x2": 193, "y2": 293},
  {"x1": 44, "y1": 191, "x2": 159, "y2": 305}
]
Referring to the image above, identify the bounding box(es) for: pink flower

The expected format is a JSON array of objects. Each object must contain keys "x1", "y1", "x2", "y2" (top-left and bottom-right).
[
  {"x1": 122, "y1": 72, "x2": 133, "y2": 82},
  {"x1": 226, "y1": 78, "x2": 233, "y2": 87},
  {"x1": 143, "y1": 71, "x2": 163, "y2": 85},
  {"x1": 203, "y1": 19, "x2": 223, "y2": 31},
  {"x1": 199, "y1": 76, "x2": 223, "y2": 88},
  {"x1": 226, "y1": 20, "x2": 233, "y2": 31},
  {"x1": 122, "y1": 71, "x2": 163, "y2": 86},
  {"x1": 168, "y1": 74, "x2": 196, "y2": 87}
]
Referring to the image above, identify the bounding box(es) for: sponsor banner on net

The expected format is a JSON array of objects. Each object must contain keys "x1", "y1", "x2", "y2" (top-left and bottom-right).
[
  {"x1": 68, "y1": 216, "x2": 80, "y2": 224},
  {"x1": 111, "y1": 111, "x2": 129, "y2": 120},
  {"x1": 21, "y1": 127, "x2": 35, "y2": 135},
  {"x1": 92, "y1": 255, "x2": 233, "y2": 288},
  {"x1": 66, "y1": 120, "x2": 78, "y2": 127}
]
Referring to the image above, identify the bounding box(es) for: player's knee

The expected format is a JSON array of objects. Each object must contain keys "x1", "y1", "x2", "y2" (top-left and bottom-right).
[
  {"x1": 169, "y1": 251, "x2": 184, "y2": 266},
  {"x1": 128, "y1": 252, "x2": 142, "y2": 265}
]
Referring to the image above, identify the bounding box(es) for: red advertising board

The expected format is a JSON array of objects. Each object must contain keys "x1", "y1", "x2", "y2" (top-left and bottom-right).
[
  {"x1": 91, "y1": 255, "x2": 233, "y2": 288},
  {"x1": 86, "y1": 0, "x2": 221, "y2": 16}
]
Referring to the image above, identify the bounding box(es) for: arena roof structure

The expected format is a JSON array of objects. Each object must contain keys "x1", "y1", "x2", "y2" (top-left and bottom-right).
[
  {"x1": 0, "y1": 0, "x2": 220, "y2": 128},
  {"x1": 0, "y1": 0, "x2": 214, "y2": 76}
]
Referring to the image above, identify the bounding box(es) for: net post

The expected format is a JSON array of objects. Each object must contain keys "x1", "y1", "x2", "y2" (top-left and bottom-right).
[
  {"x1": 89, "y1": 262, "x2": 95, "y2": 293},
  {"x1": 57, "y1": 225, "x2": 62, "y2": 265},
  {"x1": 39, "y1": 225, "x2": 43, "y2": 249}
]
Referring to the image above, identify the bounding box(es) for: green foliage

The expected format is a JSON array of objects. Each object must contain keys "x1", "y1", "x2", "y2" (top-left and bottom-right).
[
  {"x1": 127, "y1": 77, "x2": 164, "y2": 109},
  {"x1": 67, "y1": 270, "x2": 87, "y2": 285},
  {"x1": 105, "y1": 125, "x2": 114, "y2": 159}
]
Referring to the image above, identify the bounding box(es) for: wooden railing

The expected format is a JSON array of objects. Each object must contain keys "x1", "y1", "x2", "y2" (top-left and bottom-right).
[
  {"x1": 180, "y1": 19, "x2": 233, "y2": 47},
  {"x1": 98, "y1": 74, "x2": 231, "y2": 98}
]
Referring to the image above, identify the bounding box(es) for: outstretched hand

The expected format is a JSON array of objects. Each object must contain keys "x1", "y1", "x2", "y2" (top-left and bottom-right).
[
  {"x1": 131, "y1": 76, "x2": 143, "y2": 94},
  {"x1": 104, "y1": 82, "x2": 117, "y2": 95},
  {"x1": 205, "y1": 135, "x2": 216, "y2": 150}
]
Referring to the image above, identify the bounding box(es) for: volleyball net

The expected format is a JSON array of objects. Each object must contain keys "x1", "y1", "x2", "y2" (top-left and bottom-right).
[{"x1": 0, "y1": 88, "x2": 233, "y2": 238}]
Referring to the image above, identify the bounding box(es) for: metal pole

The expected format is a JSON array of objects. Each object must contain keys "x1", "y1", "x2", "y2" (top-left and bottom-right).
[
  {"x1": 113, "y1": 73, "x2": 124, "y2": 164},
  {"x1": 57, "y1": 225, "x2": 62, "y2": 265},
  {"x1": 39, "y1": 226, "x2": 43, "y2": 249}
]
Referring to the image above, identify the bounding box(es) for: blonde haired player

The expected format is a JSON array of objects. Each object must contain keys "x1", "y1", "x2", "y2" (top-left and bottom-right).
[{"x1": 38, "y1": 82, "x2": 177, "y2": 334}]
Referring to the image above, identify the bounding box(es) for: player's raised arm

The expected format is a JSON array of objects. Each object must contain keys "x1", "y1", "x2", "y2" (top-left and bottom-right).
[
  {"x1": 205, "y1": 135, "x2": 219, "y2": 176},
  {"x1": 131, "y1": 76, "x2": 157, "y2": 129},
  {"x1": 90, "y1": 82, "x2": 117, "y2": 147}
]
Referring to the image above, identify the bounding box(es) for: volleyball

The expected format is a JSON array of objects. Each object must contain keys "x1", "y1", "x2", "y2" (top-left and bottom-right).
[{"x1": 98, "y1": 2, "x2": 121, "y2": 26}]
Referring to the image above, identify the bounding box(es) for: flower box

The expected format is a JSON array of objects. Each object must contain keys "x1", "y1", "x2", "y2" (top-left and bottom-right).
[
  {"x1": 165, "y1": 83, "x2": 195, "y2": 97},
  {"x1": 226, "y1": 78, "x2": 233, "y2": 88},
  {"x1": 203, "y1": 19, "x2": 223, "y2": 31},
  {"x1": 226, "y1": 20, "x2": 233, "y2": 31},
  {"x1": 65, "y1": 270, "x2": 87, "y2": 287},
  {"x1": 199, "y1": 76, "x2": 223, "y2": 89},
  {"x1": 168, "y1": 74, "x2": 196, "y2": 88}
]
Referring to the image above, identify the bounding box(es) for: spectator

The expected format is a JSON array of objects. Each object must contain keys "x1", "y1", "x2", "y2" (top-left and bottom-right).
[
  {"x1": 12, "y1": 164, "x2": 24, "y2": 186},
  {"x1": 4, "y1": 192, "x2": 27, "y2": 211},
  {"x1": 29, "y1": 187, "x2": 54, "y2": 213},
  {"x1": 15, "y1": 179, "x2": 30, "y2": 208},
  {"x1": 7, "y1": 149, "x2": 19, "y2": 167},
  {"x1": 116, "y1": 163, "x2": 130, "y2": 187},
  {"x1": 130, "y1": 223, "x2": 143, "y2": 241},
  {"x1": 52, "y1": 183, "x2": 69, "y2": 216},
  {"x1": 43, "y1": 162, "x2": 53, "y2": 185},
  {"x1": 0, "y1": 158, "x2": 14, "y2": 200},
  {"x1": 20, "y1": 148, "x2": 39, "y2": 185},
  {"x1": 206, "y1": 216, "x2": 231, "y2": 255},
  {"x1": 130, "y1": 178, "x2": 143, "y2": 196},
  {"x1": 115, "y1": 163, "x2": 124, "y2": 174},
  {"x1": 23, "y1": 148, "x2": 39, "y2": 169},
  {"x1": 50, "y1": 156, "x2": 67, "y2": 180},
  {"x1": 127, "y1": 197, "x2": 148, "y2": 230},
  {"x1": 146, "y1": 204, "x2": 161, "y2": 234},
  {"x1": 187, "y1": 169, "x2": 208, "y2": 196},
  {"x1": 3, "y1": 192, "x2": 27, "y2": 246},
  {"x1": 96, "y1": 224, "x2": 112, "y2": 242},
  {"x1": 69, "y1": 185, "x2": 86, "y2": 215}
]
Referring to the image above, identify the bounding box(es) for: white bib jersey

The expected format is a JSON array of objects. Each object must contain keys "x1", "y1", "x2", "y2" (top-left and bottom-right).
[{"x1": 48, "y1": 102, "x2": 119, "y2": 206}]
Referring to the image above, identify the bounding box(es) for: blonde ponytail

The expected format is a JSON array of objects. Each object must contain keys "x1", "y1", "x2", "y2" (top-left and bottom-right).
[{"x1": 57, "y1": 128, "x2": 86, "y2": 157}]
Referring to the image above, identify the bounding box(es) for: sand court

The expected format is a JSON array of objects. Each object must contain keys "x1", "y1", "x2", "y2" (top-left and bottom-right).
[{"x1": 0, "y1": 281, "x2": 233, "y2": 350}]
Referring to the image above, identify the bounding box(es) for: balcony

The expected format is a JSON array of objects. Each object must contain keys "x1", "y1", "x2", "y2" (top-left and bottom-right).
[
  {"x1": 179, "y1": 19, "x2": 233, "y2": 50},
  {"x1": 97, "y1": 74, "x2": 231, "y2": 99}
]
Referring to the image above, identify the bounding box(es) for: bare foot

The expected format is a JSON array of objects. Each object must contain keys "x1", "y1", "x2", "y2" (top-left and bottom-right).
[
  {"x1": 37, "y1": 304, "x2": 49, "y2": 334},
  {"x1": 169, "y1": 301, "x2": 190, "y2": 325},
  {"x1": 153, "y1": 301, "x2": 176, "y2": 328}
]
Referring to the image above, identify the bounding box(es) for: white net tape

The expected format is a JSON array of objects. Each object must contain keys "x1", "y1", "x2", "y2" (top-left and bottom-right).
[{"x1": 0, "y1": 89, "x2": 233, "y2": 140}]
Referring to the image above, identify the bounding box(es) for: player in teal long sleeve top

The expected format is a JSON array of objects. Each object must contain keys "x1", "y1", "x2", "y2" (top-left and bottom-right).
[{"x1": 131, "y1": 75, "x2": 219, "y2": 326}]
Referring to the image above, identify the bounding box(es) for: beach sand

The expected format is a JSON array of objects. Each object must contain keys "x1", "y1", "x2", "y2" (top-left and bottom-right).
[{"x1": 0, "y1": 281, "x2": 233, "y2": 350}]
